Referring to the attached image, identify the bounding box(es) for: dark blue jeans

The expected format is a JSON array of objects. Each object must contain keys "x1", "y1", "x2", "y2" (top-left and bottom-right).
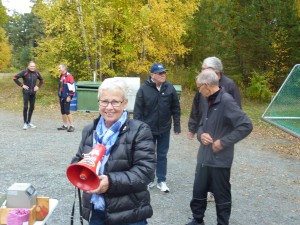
[
  {"x1": 153, "y1": 131, "x2": 170, "y2": 183},
  {"x1": 89, "y1": 210, "x2": 147, "y2": 225}
]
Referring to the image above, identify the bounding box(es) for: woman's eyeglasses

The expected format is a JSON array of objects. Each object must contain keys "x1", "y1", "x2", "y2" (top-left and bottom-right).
[{"x1": 99, "y1": 100, "x2": 123, "y2": 107}]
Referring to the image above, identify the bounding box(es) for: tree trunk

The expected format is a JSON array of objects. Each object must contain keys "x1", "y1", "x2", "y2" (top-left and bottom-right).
[{"x1": 75, "y1": 0, "x2": 92, "y2": 76}]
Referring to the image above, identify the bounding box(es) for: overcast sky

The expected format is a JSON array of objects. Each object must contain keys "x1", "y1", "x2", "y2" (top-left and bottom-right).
[{"x1": 2, "y1": 0, "x2": 34, "y2": 15}]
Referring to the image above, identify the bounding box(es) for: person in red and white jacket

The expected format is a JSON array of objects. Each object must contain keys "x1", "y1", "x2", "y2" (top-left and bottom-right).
[
  {"x1": 13, "y1": 61, "x2": 44, "y2": 130},
  {"x1": 57, "y1": 63, "x2": 75, "y2": 132}
]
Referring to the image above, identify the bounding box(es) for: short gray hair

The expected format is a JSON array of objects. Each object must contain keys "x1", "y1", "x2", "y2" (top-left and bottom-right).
[
  {"x1": 196, "y1": 69, "x2": 219, "y2": 86},
  {"x1": 203, "y1": 56, "x2": 223, "y2": 73},
  {"x1": 98, "y1": 77, "x2": 128, "y2": 100},
  {"x1": 59, "y1": 63, "x2": 68, "y2": 70}
]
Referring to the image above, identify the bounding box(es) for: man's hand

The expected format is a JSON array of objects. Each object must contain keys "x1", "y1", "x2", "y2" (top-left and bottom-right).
[
  {"x1": 66, "y1": 96, "x2": 71, "y2": 102},
  {"x1": 22, "y1": 84, "x2": 29, "y2": 90},
  {"x1": 212, "y1": 139, "x2": 223, "y2": 153},
  {"x1": 201, "y1": 133, "x2": 213, "y2": 145},
  {"x1": 187, "y1": 132, "x2": 195, "y2": 140}
]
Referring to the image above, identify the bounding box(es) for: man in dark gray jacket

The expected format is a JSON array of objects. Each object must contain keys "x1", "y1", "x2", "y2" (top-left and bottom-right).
[
  {"x1": 188, "y1": 56, "x2": 241, "y2": 139},
  {"x1": 187, "y1": 56, "x2": 241, "y2": 202},
  {"x1": 134, "y1": 63, "x2": 181, "y2": 193},
  {"x1": 186, "y1": 69, "x2": 253, "y2": 225}
]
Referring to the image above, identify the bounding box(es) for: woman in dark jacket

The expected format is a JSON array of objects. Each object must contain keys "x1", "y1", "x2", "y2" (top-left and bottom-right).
[{"x1": 70, "y1": 78, "x2": 156, "y2": 225}]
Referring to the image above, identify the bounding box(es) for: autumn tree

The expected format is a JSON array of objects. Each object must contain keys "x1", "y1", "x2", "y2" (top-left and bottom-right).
[
  {"x1": 0, "y1": 2, "x2": 12, "y2": 71},
  {"x1": 34, "y1": 0, "x2": 199, "y2": 80}
]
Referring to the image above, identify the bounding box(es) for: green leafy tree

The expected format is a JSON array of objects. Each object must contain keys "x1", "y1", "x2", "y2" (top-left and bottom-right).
[
  {"x1": 184, "y1": 0, "x2": 241, "y2": 83},
  {"x1": 265, "y1": 27, "x2": 290, "y2": 90},
  {"x1": 19, "y1": 46, "x2": 33, "y2": 67},
  {"x1": 246, "y1": 71, "x2": 272, "y2": 102},
  {"x1": 184, "y1": 0, "x2": 300, "y2": 92},
  {"x1": 232, "y1": 0, "x2": 300, "y2": 89}
]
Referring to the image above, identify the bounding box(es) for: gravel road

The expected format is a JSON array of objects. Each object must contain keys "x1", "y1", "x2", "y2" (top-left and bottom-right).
[{"x1": 0, "y1": 108, "x2": 299, "y2": 225}]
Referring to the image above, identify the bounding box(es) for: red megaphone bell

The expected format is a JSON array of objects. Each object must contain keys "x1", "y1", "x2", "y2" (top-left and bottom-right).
[{"x1": 66, "y1": 144, "x2": 106, "y2": 191}]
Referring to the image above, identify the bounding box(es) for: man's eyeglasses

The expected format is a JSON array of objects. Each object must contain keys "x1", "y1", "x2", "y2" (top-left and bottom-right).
[
  {"x1": 201, "y1": 67, "x2": 214, "y2": 71},
  {"x1": 99, "y1": 100, "x2": 123, "y2": 107},
  {"x1": 155, "y1": 71, "x2": 167, "y2": 76},
  {"x1": 197, "y1": 83, "x2": 206, "y2": 90}
]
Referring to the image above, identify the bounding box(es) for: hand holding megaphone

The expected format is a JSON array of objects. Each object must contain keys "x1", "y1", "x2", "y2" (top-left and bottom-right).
[
  {"x1": 66, "y1": 144, "x2": 106, "y2": 191},
  {"x1": 86, "y1": 174, "x2": 110, "y2": 195}
]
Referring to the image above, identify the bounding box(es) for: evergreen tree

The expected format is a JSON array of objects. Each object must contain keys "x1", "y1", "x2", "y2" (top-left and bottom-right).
[
  {"x1": 184, "y1": 0, "x2": 240, "y2": 81},
  {"x1": 6, "y1": 11, "x2": 44, "y2": 68},
  {"x1": 185, "y1": 0, "x2": 300, "y2": 90},
  {"x1": 234, "y1": 0, "x2": 300, "y2": 89}
]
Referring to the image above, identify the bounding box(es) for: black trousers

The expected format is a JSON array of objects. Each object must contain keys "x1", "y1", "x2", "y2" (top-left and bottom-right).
[
  {"x1": 190, "y1": 164, "x2": 231, "y2": 225},
  {"x1": 23, "y1": 93, "x2": 36, "y2": 123}
]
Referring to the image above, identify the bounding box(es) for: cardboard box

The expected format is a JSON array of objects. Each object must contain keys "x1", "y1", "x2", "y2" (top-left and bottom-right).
[
  {"x1": 0, "y1": 196, "x2": 49, "y2": 225},
  {"x1": 0, "y1": 205, "x2": 36, "y2": 225},
  {"x1": 35, "y1": 197, "x2": 49, "y2": 220}
]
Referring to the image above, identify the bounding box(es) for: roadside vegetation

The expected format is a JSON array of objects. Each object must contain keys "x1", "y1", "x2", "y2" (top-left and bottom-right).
[
  {"x1": 0, "y1": 1, "x2": 299, "y2": 159},
  {"x1": 1, "y1": 72, "x2": 299, "y2": 159},
  {"x1": 1, "y1": 1, "x2": 300, "y2": 100}
]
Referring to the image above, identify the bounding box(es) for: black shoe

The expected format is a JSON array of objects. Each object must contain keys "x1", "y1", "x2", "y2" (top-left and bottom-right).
[
  {"x1": 67, "y1": 126, "x2": 75, "y2": 132},
  {"x1": 57, "y1": 125, "x2": 68, "y2": 130},
  {"x1": 186, "y1": 219, "x2": 205, "y2": 225}
]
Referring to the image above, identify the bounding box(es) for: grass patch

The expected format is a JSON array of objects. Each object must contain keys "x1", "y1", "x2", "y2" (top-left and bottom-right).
[{"x1": 0, "y1": 72, "x2": 58, "y2": 112}]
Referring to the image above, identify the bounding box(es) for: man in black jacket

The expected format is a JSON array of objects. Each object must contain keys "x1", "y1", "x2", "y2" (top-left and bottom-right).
[
  {"x1": 186, "y1": 69, "x2": 253, "y2": 225},
  {"x1": 187, "y1": 56, "x2": 241, "y2": 201},
  {"x1": 134, "y1": 63, "x2": 181, "y2": 193},
  {"x1": 13, "y1": 61, "x2": 44, "y2": 129}
]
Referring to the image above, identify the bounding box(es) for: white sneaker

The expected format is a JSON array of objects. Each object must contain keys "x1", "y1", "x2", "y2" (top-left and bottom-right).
[
  {"x1": 28, "y1": 123, "x2": 36, "y2": 128},
  {"x1": 148, "y1": 182, "x2": 156, "y2": 190},
  {"x1": 23, "y1": 123, "x2": 29, "y2": 130},
  {"x1": 207, "y1": 192, "x2": 215, "y2": 202},
  {"x1": 157, "y1": 182, "x2": 170, "y2": 193}
]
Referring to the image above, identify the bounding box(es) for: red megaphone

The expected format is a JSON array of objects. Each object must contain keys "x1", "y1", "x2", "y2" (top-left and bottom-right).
[{"x1": 66, "y1": 144, "x2": 106, "y2": 191}]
